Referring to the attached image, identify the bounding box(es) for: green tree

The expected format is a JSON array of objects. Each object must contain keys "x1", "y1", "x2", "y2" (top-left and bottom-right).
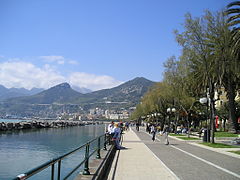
[
  {"x1": 206, "y1": 9, "x2": 240, "y2": 132},
  {"x1": 175, "y1": 12, "x2": 219, "y2": 142},
  {"x1": 226, "y1": 1, "x2": 240, "y2": 57}
]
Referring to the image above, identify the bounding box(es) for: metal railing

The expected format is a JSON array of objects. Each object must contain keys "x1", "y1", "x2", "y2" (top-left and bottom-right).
[{"x1": 14, "y1": 133, "x2": 108, "y2": 180}]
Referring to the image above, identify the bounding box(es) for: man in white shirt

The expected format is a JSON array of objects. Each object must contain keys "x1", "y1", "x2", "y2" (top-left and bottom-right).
[{"x1": 107, "y1": 121, "x2": 115, "y2": 144}]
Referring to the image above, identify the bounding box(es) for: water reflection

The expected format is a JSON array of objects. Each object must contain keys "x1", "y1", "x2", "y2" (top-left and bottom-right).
[{"x1": 0, "y1": 124, "x2": 105, "y2": 180}]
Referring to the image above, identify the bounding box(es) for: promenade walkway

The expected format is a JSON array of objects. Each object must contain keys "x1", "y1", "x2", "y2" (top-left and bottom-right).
[
  {"x1": 107, "y1": 127, "x2": 240, "y2": 180},
  {"x1": 107, "y1": 128, "x2": 177, "y2": 180}
]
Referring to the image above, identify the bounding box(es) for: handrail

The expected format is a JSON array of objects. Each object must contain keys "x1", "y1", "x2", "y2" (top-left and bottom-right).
[{"x1": 13, "y1": 133, "x2": 108, "y2": 180}]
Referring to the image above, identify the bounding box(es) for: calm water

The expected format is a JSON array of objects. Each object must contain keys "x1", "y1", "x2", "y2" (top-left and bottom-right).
[{"x1": 0, "y1": 124, "x2": 106, "y2": 180}]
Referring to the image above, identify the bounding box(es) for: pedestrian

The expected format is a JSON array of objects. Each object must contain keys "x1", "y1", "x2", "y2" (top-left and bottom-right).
[
  {"x1": 150, "y1": 124, "x2": 156, "y2": 141},
  {"x1": 107, "y1": 121, "x2": 115, "y2": 144},
  {"x1": 136, "y1": 122, "x2": 139, "y2": 131},
  {"x1": 125, "y1": 121, "x2": 129, "y2": 131},
  {"x1": 163, "y1": 125, "x2": 170, "y2": 145},
  {"x1": 146, "y1": 123, "x2": 150, "y2": 134},
  {"x1": 112, "y1": 123, "x2": 122, "y2": 150},
  {"x1": 119, "y1": 120, "x2": 124, "y2": 133}
]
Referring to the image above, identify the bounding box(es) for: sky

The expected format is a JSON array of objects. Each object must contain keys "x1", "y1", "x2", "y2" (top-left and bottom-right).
[{"x1": 0, "y1": 0, "x2": 232, "y2": 91}]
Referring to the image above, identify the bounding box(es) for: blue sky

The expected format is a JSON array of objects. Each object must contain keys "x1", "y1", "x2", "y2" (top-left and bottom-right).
[{"x1": 0, "y1": 0, "x2": 232, "y2": 91}]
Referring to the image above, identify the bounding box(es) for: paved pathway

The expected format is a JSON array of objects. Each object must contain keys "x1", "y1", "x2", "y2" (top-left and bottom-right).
[
  {"x1": 107, "y1": 128, "x2": 177, "y2": 180},
  {"x1": 108, "y1": 127, "x2": 240, "y2": 180}
]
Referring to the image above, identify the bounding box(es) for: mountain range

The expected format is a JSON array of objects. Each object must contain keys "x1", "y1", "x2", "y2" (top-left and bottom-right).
[
  {"x1": 0, "y1": 77, "x2": 155, "y2": 117},
  {"x1": 0, "y1": 84, "x2": 92, "y2": 100},
  {"x1": 0, "y1": 85, "x2": 44, "y2": 100}
]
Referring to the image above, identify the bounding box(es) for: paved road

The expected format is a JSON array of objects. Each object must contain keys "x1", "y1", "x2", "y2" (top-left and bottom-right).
[{"x1": 132, "y1": 128, "x2": 240, "y2": 180}]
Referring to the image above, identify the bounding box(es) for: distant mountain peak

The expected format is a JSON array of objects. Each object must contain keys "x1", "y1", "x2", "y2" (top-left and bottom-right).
[
  {"x1": 52, "y1": 82, "x2": 71, "y2": 89},
  {"x1": 131, "y1": 77, "x2": 153, "y2": 82}
]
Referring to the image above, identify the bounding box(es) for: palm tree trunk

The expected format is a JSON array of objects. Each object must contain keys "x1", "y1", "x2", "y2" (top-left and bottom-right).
[{"x1": 227, "y1": 75, "x2": 238, "y2": 133}]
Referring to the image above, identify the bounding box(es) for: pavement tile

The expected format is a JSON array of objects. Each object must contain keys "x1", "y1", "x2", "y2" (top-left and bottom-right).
[{"x1": 107, "y1": 129, "x2": 177, "y2": 180}]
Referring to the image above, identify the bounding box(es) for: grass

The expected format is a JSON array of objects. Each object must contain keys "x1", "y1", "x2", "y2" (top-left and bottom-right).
[
  {"x1": 200, "y1": 142, "x2": 237, "y2": 148},
  {"x1": 228, "y1": 150, "x2": 240, "y2": 155},
  {"x1": 215, "y1": 131, "x2": 239, "y2": 137},
  {"x1": 169, "y1": 133, "x2": 185, "y2": 136},
  {"x1": 178, "y1": 137, "x2": 199, "y2": 140}
]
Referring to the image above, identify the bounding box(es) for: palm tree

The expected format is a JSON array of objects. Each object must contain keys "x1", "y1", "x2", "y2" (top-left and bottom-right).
[
  {"x1": 175, "y1": 12, "x2": 219, "y2": 142},
  {"x1": 224, "y1": 2, "x2": 240, "y2": 132},
  {"x1": 226, "y1": 1, "x2": 240, "y2": 57}
]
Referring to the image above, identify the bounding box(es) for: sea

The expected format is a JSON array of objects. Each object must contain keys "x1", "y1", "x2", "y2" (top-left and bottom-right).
[{"x1": 0, "y1": 119, "x2": 106, "y2": 180}]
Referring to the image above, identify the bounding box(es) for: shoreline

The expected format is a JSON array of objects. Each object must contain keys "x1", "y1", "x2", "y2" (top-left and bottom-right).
[{"x1": 0, "y1": 120, "x2": 101, "y2": 132}]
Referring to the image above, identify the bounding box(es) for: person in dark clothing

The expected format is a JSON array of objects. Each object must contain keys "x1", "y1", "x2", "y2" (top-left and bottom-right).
[
  {"x1": 136, "y1": 122, "x2": 139, "y2": 131},
  {"x1": 150, "y1": 124, "x2": 156, "y2": 141}
]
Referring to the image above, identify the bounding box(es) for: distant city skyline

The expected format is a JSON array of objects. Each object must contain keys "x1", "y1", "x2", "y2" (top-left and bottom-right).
[{"x1": 0, "y1": 0, "x2": 232, "y2": 90}]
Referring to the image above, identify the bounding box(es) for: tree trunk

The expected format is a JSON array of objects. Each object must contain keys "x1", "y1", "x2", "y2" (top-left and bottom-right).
[
  {"x1": 209, "y1": 81, "x2": 215, "y2": 143},
  {"x1": 223, "y1": 118, "x2": 226, "y2": 132},
  {"x1": 187, "y1": 115, "x2": 190, "y2": 138},
  {"x1": 227, "y1": 75, "x2": 238, "y2": 133}
]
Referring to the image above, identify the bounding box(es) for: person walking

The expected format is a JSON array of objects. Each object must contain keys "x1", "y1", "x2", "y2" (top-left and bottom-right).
[
  {"x1": 136, "y1": 122, "x2": 140, "y2": 131},
  {"x1": 150, "y1": 124, "x2": 156, "y2": 141},
  {"x1": 125, "y1": 121, "x2": 129, "y2": 131},
  {"x1": 163, "y1": 125, "x2": 170, "y2": 145},
  {"x1": 146, "y1": 123, "x2": 151, "y2": 134}
]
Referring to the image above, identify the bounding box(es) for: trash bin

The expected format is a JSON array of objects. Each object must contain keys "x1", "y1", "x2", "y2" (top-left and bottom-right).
[{"x1": 203, "y1": 129, "x2": 210, "y2": 142}]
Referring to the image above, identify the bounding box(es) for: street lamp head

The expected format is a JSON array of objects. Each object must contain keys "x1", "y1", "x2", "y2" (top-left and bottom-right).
[
  {"x1": 167, "y1": 107, "x2": 176, "y2": 113},
  {"x1": 199, "y1": 97, "x2": 208, "y2": 104}
]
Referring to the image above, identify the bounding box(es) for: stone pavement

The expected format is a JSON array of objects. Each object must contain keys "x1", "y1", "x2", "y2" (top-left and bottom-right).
[
  {"x1": 167, "y1": 134, "x2": 240, "y2": 159},
  {"x1": 107, "y1": 127, "x2": 240, "y2": 180},
  {"x1": 107, "y1": 128, "x2": 178, "y2": 180}
]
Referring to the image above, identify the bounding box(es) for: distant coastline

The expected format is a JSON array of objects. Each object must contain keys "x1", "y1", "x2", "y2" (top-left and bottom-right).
[
  {"x1": 0, "y1": 118, "x2": 32, "y2": 123},
  {"x1": 0, "y1": 119, "x2": 98, "y2": 132}
]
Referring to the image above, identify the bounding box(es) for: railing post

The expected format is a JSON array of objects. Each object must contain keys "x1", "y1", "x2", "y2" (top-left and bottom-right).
[
  {"x1": 104, "y1": 134, "x2": 107, "y2": 150},
  {"x1": 83, "y1": 143, "x2": 90, "y2": 175},
  {"x1": 96, "y1": 137, "x2": 101, "y2": 159},
  {"x1": 107, "y1": 133, "x2": 111, "y2": 145},
  {"x1": 51, "y1": 164, "x2": 54, "y2": 180},
  {"x1": 57, "y1": 160, "x2": 61, "y2": 180}
]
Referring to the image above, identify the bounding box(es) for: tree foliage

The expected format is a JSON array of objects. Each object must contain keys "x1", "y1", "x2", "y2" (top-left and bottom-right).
[{"x1": 132, "y1": 3, "x2": 240, "y2": 132}]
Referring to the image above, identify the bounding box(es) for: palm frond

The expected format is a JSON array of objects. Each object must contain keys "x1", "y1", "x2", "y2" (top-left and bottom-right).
[
  {"x1": 227, "y1": 14, "x2": 240, "y2": 23},
  {"x1": 228, "y1": 20, "x2": 240, "y2": 27},
  {"x1": 226, "y1": 8, "x2": 240, "y2": 15},
  {"x1": 227, "y1": 1, "x2": 240, "y2": 8}
]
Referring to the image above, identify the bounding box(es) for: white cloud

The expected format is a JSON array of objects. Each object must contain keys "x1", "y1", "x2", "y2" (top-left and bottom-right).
[
  {"x1": 0, "y1": 61, "x2": 65, "y2": 89},
  {"x1": 39, "y1": 55, "x2": 79, "y2": 65},
  {"x1": 0, "y1": 61, "x2": 123, "y2": 91},
  {"x1": 69, "y1": 72, "x2": 123, "y2": 91}
]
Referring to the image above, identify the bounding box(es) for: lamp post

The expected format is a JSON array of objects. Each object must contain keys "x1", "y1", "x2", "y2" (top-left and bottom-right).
[
  {"x1": 200, "y1": 97, "x2": 210, "y2": 142},
  {"x1": 167, "y1": 107, "x2": 176, "y2": 130}
]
